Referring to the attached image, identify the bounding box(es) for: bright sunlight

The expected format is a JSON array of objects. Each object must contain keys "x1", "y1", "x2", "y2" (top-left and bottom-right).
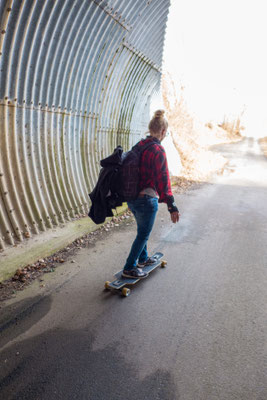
[{"x1": 163, "y1": 0, "x2": 267, "y2": 138}]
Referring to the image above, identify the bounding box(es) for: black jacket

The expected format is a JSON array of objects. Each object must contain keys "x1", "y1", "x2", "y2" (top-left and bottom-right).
[{"x1": 88, "y1": 146, "x2": 124, "y2": 224}]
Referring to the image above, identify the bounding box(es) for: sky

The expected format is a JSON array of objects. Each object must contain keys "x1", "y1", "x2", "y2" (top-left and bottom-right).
[{"x1": 163, "y1": 0, "x2": 267, "y2": 137}]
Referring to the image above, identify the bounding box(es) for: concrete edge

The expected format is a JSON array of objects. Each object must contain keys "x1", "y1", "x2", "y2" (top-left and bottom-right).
[{"x1": 0, "y1": 205, "x2": 128, "y2": 282}]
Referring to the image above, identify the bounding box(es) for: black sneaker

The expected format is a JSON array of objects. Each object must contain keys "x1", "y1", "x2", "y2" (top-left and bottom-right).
[
  {"x1": 122, "y1": 268, "x2": 148, "y2": 279},
  {"x1": 138, "y1": 256, "x2": 157, "y2": 267}
]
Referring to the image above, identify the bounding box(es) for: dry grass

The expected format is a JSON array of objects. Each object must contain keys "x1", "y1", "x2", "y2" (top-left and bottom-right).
[
  {"x1": 162, "y1": 74, "x2": 242, "y2": 182},
  {"x1": 219, "y1": 118, "x2": 244, "y2": 137},
  {"x1": 259, "y1": 137, "x2": 267, "y2": 157}
]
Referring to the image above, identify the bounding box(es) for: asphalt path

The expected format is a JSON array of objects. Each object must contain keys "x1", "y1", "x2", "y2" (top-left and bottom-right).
[{"x1": 0, "y1": 137, "x2": 266, "y2": 400}]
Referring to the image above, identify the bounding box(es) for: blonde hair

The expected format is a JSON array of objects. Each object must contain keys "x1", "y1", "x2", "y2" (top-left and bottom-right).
[{"x1": 148, "y1": 109, "x2": 168, "y2": 136}]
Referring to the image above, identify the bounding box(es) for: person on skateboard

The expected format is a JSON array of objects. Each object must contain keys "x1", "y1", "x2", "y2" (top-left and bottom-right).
[{"x1": 122, "y1": 110, "x2": 180, "y2": 279}]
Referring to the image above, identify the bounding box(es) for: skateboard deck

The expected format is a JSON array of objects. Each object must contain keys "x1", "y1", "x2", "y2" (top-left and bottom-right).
[{"x1": 104, "y1": 252, "x2": 166, "y2": 296}]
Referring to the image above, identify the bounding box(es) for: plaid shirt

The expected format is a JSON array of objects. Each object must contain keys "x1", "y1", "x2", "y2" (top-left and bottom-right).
[{"x1": 138, "y1": 136, "x2": 175, "y2": 207}]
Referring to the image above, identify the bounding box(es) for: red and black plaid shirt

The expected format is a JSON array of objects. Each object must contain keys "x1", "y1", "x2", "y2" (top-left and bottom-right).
[{"x1": 138, "y1": 136, "x2": 174, "y2": 207}]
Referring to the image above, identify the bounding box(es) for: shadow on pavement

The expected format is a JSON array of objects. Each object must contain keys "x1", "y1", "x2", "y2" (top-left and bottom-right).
[{"x1": 0, "y1": 325, "x2": 179, "y2": 400}]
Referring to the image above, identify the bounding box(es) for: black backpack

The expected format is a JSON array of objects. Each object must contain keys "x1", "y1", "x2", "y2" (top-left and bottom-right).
[{"x1": 121, "y1": 140, "x2": 155, "y2": 201}]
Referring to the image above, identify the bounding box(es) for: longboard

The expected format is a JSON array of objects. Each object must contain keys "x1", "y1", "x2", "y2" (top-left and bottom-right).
[{"x1": 104, "y1": 252, "x2": 166, "y2": 296}]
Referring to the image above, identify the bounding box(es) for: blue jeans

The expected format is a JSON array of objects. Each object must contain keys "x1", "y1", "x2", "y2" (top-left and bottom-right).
[{"x1": 123, "y1": 195, "x2": 158, "y2": 271}]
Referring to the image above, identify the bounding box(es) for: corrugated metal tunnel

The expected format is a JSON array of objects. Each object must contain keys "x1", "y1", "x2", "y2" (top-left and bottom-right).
[{"x1": 0, "y1": 0, "x2": 170, "y2": 249}]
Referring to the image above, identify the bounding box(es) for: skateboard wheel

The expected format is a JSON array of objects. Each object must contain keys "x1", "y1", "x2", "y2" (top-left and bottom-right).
[
  {"x1": 122, "y1": 287, "x2": 131, "y2": 297},
  {"x1": 161, "y1": 260, "x2": 167, "y2": 268},
  {"x1": 104, "y1": 281, "x2": 111, "y2": 290}
]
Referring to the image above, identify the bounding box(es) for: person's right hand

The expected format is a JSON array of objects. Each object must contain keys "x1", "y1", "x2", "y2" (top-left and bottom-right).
[{"x1": 170, "y1": 211, "x2": 180, "y2": 223}]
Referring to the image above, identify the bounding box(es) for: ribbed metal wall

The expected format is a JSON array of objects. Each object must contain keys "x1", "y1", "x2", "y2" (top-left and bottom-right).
[{"x1": 0, "y1": 0, "x2": 170, "y2": 249}]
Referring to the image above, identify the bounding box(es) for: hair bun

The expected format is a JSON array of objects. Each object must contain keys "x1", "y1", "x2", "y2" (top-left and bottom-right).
[{"x1": 154, "y1": 109, "x2": 165, "y2": 118}]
